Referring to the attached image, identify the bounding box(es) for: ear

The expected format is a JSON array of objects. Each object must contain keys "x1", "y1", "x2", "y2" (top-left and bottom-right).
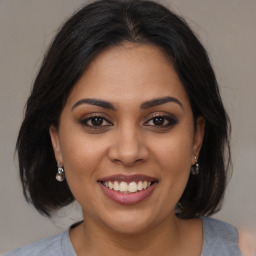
[
  {"x1": 49, "y1": 125, "x2": 63, "y2": 166},
  {"x1": 192, "y1": 116, "x2": 205, "y2": 163}
]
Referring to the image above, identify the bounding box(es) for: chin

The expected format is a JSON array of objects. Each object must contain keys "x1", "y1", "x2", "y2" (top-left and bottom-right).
[
  {"x1": 107, "y1": 219, "x2": 154, "y2": 235},
  {"x1": 99, "y1": 208, "x2": 171, "y2": 235}
]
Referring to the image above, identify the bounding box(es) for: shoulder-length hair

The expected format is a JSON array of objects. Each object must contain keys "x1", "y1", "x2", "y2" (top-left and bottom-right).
[{"x1": 17, "y1": 0, "x2": 231, "y2": 218}]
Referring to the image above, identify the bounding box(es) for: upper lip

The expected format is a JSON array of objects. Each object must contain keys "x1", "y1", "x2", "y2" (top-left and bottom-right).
[{"x1": 98, "y1": 174, "x2": 158, "y2": 183}]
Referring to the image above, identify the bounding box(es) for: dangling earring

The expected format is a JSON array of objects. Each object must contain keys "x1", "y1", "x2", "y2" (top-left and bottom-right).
[
  {"x1": 191, "y1": 155, "x2": 200, "y2": 175},
  {"x1": 56, "y1": 165, "x2": 65, "y2": 182}
]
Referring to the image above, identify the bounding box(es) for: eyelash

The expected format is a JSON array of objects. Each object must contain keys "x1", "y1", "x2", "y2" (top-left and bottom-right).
[
  {"x1": 79, "y1": 113, "x2": 178, "y2": 129},
  {"x1": 144, "y1": 114, "x2": 178, "y2": 128},
  {"x1": 79, "y1": 114, "x2": 113, "y2": 129}
]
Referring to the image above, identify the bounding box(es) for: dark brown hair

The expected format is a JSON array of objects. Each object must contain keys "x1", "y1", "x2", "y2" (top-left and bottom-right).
[{"x1": 16, "y1": 0, "x2": 231, "y2": 218}]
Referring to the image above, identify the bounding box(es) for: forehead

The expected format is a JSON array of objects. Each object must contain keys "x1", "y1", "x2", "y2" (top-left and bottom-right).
[{"x1": 66, "y1": 43, "x2": 190, "y2": 109}]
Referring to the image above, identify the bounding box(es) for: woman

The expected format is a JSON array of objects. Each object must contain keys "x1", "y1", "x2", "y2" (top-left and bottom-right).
[{"x1": 5, "y1": 0, "x2": 253, "y2": 255}]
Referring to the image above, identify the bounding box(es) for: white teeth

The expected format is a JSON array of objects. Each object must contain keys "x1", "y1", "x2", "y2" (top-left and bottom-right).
[
  {"x1": 138, "y1": 181, "x2": 143, "y2": 191},
  {"x1": 109, "y1": 181, "x2": 114, "y2": 189},
  {"x1": 128, "y1": 182, "x2": 137, "y2": 193},
  {"x1": 103, "y1": 181, "x2": 152, "y2": 193},
  {"x1": 114, "y1": 181, "x2": 119, "y2": 191},
  {"x1": 119, "y1": 181, "x2": 128, "y2": 192}
]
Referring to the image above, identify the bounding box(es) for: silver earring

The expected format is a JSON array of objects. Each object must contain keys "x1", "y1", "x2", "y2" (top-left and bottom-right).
[
  {"x1": 56, "y1": 166, "x2": 65, "y2": 182},
  {"x1": 191, "y1": 155, "x2": 200, "y2": 175}
]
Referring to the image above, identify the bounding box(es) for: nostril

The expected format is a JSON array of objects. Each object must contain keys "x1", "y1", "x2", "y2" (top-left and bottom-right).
[{"x1": 107, "y1": 141, "x2": 149, "y2": 166}]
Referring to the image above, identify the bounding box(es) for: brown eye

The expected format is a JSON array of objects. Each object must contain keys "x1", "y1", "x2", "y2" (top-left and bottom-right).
[
  {"x1": 144, "y1": 115, "x2": 178, "y2": 127},
  {"x1": 90, "y1": 117, "x2": 104, "y2": 126},
  {"x1": 80, "y1": 116, "x2": 112, "y2": 128},
  {"x1": 152, "y1": 117, "x2": 165, "y2": 126}
]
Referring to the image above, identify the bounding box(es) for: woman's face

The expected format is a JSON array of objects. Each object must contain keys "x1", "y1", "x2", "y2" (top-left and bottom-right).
[{"x1": 50, "y1": 43, "x2": 204, "y2": 234}]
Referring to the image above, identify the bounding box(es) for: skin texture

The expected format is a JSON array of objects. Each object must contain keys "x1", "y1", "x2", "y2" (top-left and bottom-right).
[
  {"x1": 239, "y1": 231, "x2": 256, "y2": 256},
  {"x1": 50, "y1": 43, "x2": 205, "y2": 255}
]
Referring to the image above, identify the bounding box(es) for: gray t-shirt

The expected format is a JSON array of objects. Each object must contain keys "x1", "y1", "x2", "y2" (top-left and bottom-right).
[{"x1": 4, "y1": 217, "x2": 242, "y2": 256}]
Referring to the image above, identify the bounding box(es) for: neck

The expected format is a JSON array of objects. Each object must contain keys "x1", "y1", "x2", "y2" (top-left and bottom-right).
[{"x1": 70, "y1": 213, "x2": 186, "y2": 256}]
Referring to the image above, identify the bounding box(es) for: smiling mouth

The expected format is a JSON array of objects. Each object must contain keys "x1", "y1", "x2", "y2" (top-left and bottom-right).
[
  {"x1": 102, "y1": 181, "x2": 153, "y2": 193},
  {"x1": 98, "y1": 174, "x2": 158, "y2": 204},
  {"x1": 98, "y1": 174, "x2": 158, "y2": 193}
]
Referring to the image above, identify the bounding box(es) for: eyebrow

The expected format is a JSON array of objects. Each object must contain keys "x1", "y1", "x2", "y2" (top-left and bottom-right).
[
  {"x1": 72, "y1": 96, "x2": 183, "y2": 110},
  {"x1": 72, "y1": 98, "x2": 116, "y2": 110},
  {"x1": 140, "y1": 96, "x2": 183, "y2": 110}
]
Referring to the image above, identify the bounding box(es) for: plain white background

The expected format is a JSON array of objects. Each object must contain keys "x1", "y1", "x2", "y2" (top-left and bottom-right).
[{"x1": 0, "y1": 0, "x2": 255, "y2": 253}]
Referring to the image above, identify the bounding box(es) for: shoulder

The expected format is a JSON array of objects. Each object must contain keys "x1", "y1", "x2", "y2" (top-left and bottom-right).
[
  {"x1": 4, "y1": 230, "x2": 75, "y2": 256},
  {"x1": 201, "y1": 216, "x2": 238, "y2": 238},
  {"x1": 201, "y1": 217, "x2": 242, "y2": 256}
]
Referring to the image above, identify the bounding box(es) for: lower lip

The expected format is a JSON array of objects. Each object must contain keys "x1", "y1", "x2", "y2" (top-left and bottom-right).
[{"x1": 98, "y1": 182, "x2": 157, "y2": 205}]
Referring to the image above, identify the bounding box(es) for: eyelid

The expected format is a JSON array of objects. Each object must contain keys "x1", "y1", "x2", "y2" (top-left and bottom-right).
[
  {"x1": 79, "y1": 113, "x2": 113, "y2": 127},
  {"x1": 79, "y1": 112, "x2": 112, "y2": 121},
  {"x1": 143, "y1": 112, "x2": 178, "y2": 126},
  {"x1": 144, "y1": 111, "x2": 178, "y2": 120},
  {"x1": 78, "y1": 112, "x2": 178, "y2": 129}
]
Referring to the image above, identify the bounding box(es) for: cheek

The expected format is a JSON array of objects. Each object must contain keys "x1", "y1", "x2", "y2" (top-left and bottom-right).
[
  {"x1": 154, "y1": 128, "x2": 194, "y2": 169},
  {"x1": 60, "y1": 135, "x2": 107, "y2": 173},
  {"x1": 57, "y1": 123, "x2": 110, "y2": 188},
  {"x1": 151, "y1": 127, "x2": 194, "y2": 193},
  {"x1": 58, "y1": 132, "x2": 109, "y2": 208}
]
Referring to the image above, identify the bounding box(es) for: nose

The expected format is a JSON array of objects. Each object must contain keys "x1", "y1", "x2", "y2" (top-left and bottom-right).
[{"x1": 107, "y1": 126, "x2": 149, "y2": 167}]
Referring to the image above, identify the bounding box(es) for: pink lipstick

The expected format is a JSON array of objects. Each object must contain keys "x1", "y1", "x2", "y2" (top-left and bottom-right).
[{"x1": 98, "y1": 174, "x2": 158, "y2": 205}]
